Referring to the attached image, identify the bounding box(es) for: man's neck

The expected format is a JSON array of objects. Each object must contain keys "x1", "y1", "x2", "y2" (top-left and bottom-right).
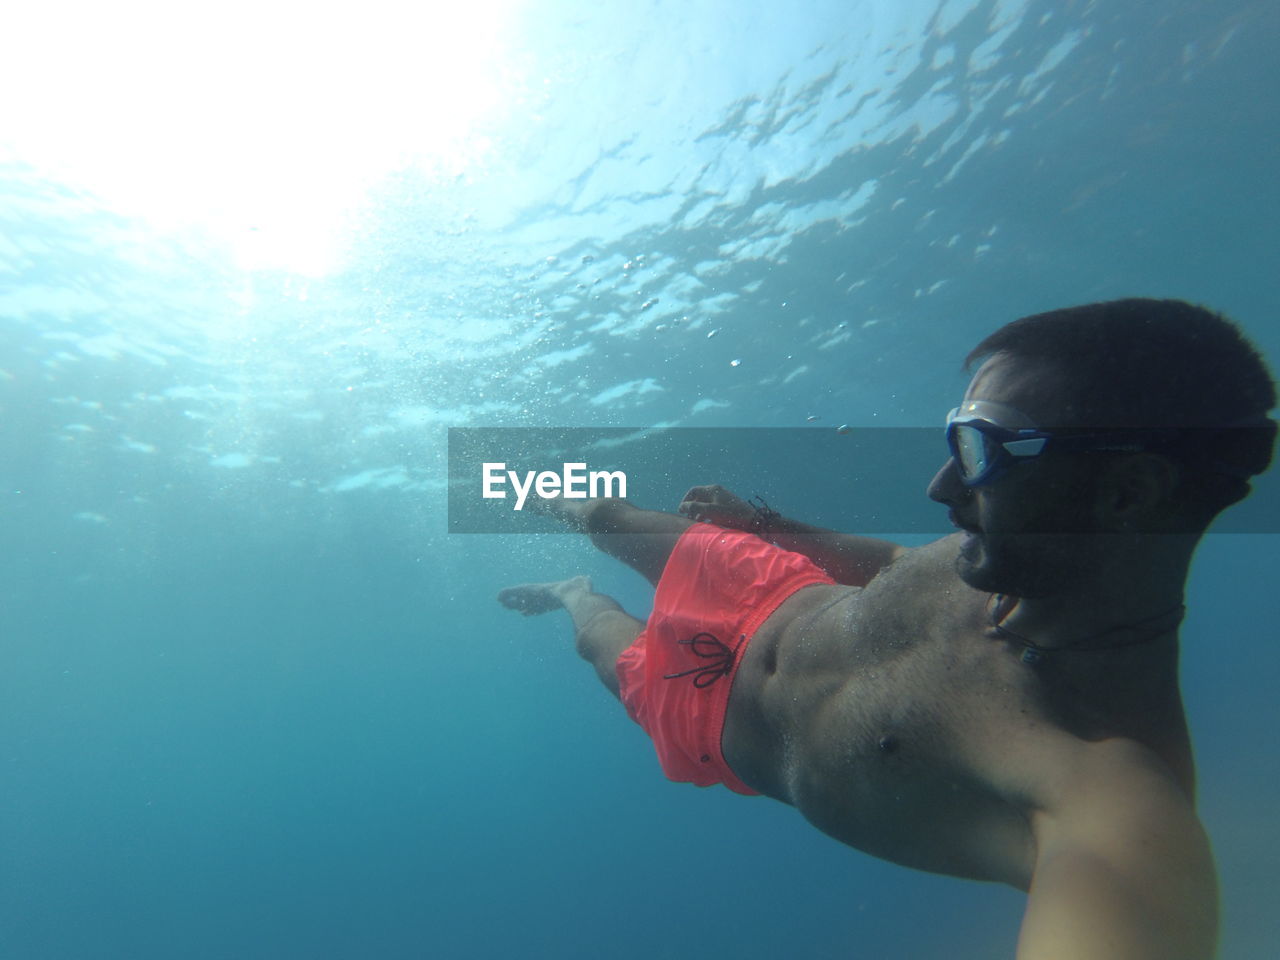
[
  {"x1": 990, "y1": 579, "x2": 1196, "y2": 799},
  {"x1": 996, "y1": 535, "x2": 1194, "y2": 650},
  {"x1": 995, "y1": 584, "x2": 1185, "y2": 654}
]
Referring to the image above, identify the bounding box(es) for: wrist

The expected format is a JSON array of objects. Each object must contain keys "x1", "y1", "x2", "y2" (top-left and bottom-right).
[{"x1": 748, "y1": 495, "x2": 782, "y2": 536}]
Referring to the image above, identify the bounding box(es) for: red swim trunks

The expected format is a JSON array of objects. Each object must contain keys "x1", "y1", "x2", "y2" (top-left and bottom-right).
[{"x1": 615, "y1": 525, "x2": 835, "y2": 795}]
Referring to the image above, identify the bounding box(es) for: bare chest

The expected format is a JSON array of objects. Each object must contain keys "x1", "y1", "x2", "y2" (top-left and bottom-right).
[
  {"x1": 723, "y1": 544, "x2": 1192, "y2": 885},
  {"x1": 736, "y1": 596, "x2": 1042, "y2": 883}
]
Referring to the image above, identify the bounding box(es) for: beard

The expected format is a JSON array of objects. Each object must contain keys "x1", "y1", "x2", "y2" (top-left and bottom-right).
[
  {"x1": 954, "y1": 460, "x2": 1113, "y2": 598},
  {"x1": 954, "y1": 530, "x2": 1105, "y2": 598}
]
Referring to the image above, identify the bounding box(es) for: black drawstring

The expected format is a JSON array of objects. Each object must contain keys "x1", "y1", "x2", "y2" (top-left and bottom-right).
[{"x1": 663, "y1": 632, "x2": 745, "y2": 688}]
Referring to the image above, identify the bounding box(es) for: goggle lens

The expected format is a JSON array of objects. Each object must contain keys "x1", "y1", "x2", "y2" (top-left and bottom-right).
[{"x1": 950, "y1": 423, "x2": 996, "y2": 482}]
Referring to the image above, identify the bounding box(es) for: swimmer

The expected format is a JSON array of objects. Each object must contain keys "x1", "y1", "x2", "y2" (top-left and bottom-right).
[{"x1": 500, "y1": 299, "x2": 1277, "y2": 960}]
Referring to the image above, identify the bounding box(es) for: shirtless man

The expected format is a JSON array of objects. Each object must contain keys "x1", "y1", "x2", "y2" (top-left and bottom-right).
[{"x1": 498, "y1": 299, "x2": 1276, "y2": 960}]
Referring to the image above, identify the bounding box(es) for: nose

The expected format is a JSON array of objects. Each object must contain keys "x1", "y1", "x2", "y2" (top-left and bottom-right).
[{"x1": 927, "y1": 457, "x2": 967, "y2": 505}]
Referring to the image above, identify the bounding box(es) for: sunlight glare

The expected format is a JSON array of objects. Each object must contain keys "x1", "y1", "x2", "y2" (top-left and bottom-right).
[{"x1": 1, "y1": 0, "x2": 526, "y2": 275}]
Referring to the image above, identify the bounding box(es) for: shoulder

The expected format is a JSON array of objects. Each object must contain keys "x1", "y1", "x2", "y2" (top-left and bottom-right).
[
  {"x1": 993, "y1": 732, "x2": 1194, "y2": 818},
  {"x1": 863, "y1": 534, "x2": 964, "y2": 586},
  {"x1": 1030, "y1": 737, "x2": 1195, "y2": 817},
  {"x1": 1012, "y1": 736, "x2": 1213, "y2": 898},
  {"x1": 972, "y1": 728, "x2": 1209, "y2": 874},
  {"x1": 1018, "y1": 737, "x2": 1218, "y2": 958},
  {"x1": 894, "y1": 533, "x2": 964, "y2": 561}
]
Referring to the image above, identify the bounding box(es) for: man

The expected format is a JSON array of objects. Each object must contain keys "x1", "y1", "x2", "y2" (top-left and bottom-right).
[{"x1": 498, "y1": 299, "x2": 1275, "y2": 960}]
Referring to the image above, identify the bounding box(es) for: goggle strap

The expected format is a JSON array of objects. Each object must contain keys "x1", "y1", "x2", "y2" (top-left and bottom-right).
[{"x1": 1002, "y1": 436, "x2": 1047, "y2": 456}]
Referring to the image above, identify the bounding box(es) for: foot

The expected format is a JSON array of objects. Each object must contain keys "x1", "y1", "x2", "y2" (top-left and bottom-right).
[{"x1": 497, "y1": 576, "x2": 593, "y2": 616}]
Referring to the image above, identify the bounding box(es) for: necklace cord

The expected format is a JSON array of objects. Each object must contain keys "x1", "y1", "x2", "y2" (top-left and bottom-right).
[{"x1": 989, "y1": 595, "x2": 1186, "y2": 657}]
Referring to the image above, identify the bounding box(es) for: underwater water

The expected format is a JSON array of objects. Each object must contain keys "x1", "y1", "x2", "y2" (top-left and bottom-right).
[{"x1": 2, "y1": 0, "x2": 1278, "y2": 957}]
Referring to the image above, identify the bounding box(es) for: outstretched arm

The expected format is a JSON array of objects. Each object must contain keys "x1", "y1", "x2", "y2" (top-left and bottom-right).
[
  {"x1": 677, "y1": 484, "x2": 906, "y2": 587},
  {"x1": 1020, "y1": 739, "x2": 1218, "y2": 960}
]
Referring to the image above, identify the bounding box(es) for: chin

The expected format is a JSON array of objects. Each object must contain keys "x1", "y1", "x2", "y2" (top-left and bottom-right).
[
  {"x1": 953, "y1": 533, "x2": 1002, "y2": 592},
  {"x1": 954, "y1": 552, "x2": 1005, "y2": 594},
  {"x1": 954, "y1": 532, "x2": 1091, "y2": 599}
]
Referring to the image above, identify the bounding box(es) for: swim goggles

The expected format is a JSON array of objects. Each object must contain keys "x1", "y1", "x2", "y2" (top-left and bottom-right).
[{"x1": 945, "y1": 400, "x2": 1172, "y2": 487}]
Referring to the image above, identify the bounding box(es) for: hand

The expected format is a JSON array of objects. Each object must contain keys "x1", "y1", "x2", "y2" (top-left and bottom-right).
[{"x1": 677, "y1": 484, "x2": 758, "y2": 530}]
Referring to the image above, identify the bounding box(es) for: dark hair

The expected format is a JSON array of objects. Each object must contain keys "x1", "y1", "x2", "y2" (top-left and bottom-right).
[{"x1": 967, "y1": 298, "x2": 1277, "y2": 518}]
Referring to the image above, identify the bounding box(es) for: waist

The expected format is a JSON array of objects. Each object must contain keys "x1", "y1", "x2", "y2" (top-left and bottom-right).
[{"x1": 721, "y1": 583, "x2": 860, "y2": 798}]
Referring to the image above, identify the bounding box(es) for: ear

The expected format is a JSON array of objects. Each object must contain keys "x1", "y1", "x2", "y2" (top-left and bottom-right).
[{"x1": 1097, "y1": 453, "x2": 1179, "y2": 528}]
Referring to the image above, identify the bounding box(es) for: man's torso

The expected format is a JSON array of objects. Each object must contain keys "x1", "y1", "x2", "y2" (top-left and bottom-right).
[{"x1": 721, "y1": 535, "x2": 1192, "y2": 889}]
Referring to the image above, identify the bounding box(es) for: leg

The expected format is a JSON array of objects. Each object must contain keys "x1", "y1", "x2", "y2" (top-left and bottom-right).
[
  {"x1": 497, "y1": 576, "x2": 643, "y2": 698},
  {"x1": 549, "y1": 497, "x2": 694, "y2": 586}
]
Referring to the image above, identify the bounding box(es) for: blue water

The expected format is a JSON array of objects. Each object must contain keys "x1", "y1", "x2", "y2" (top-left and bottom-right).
[{"x1": 2, "y1": 1, "x2": 1278, "y2": 957}]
